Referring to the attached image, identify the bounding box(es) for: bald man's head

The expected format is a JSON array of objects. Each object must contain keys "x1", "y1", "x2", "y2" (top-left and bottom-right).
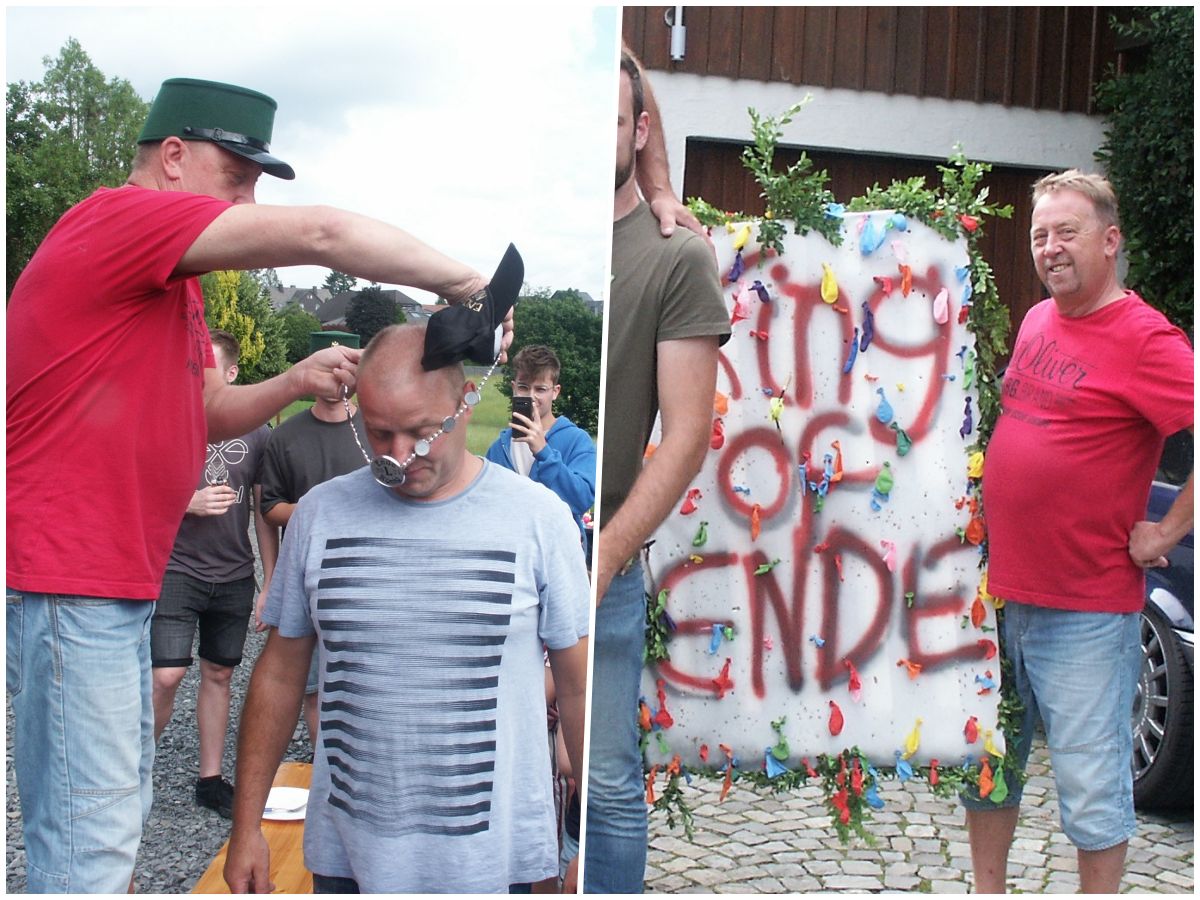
[
  {"x1": 356, "y1": 324, "x2": 477, "y2": 500},
  {"x1": 359, "y1": 324, "x2": 465, "y2": 407}
]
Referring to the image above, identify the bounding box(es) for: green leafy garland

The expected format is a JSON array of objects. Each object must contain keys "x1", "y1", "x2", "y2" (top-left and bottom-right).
[{"x1": 642, "y1": 102, "x2": 1023, "y2": 842}]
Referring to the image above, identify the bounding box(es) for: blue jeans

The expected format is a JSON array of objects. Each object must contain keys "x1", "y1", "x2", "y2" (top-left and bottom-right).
[
  {"x1": 962, "y1": 601, "x2": 1140, "y2": 851},
  {"x1": 6, "y1": 591, "x2": 155, "y2": 892},
  {"x1": 583, "y1": 563, "x2": 647, "y2": 893}
]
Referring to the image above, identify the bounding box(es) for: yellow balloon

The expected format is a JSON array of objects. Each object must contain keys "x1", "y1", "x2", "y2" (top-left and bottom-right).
[{"x1": 820, "y1": 263, "x2": 838, "y2": 304}]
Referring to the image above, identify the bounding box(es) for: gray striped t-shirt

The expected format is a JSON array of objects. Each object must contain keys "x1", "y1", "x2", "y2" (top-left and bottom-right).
[{"x1": 263, "y1": 461, "x2": 589, "y2": 892}]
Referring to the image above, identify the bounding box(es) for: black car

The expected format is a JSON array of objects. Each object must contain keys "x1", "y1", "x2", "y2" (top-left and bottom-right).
[{"x1": 1132, "y1": 474, "x2": 1194, "y2": 810}]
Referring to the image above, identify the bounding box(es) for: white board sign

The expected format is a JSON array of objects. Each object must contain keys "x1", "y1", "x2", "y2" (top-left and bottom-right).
[{"x1": 642, "y1": 213, "x2": 1004, "y2": 774}]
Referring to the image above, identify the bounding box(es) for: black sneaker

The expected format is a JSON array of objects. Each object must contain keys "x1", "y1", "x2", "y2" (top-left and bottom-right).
[{"x1": 195, "y1": 776, "x2": 234, "y2": 819}]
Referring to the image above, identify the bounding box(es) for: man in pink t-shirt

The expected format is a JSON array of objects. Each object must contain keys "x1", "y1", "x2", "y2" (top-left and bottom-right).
[
  {"x1": 6, "y1": 78, "x2": 507, "y2": 893},
  {"x1": 964, "y1": 170, "x2": 1193, "y2": 894}
]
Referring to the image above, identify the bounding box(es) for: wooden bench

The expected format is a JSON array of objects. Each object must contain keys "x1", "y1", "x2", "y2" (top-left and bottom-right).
[{"x1": 191, "y1": 762, "x2": 313, "y2": 894}]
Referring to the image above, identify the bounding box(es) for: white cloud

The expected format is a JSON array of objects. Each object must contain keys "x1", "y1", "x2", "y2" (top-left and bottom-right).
[{"x1": 5, "y1": 3, "x2": 618, "y2": 301}]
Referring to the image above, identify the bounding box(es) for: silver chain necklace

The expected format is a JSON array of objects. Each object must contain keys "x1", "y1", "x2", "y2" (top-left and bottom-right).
[{"x1": 343, "y1": 353, "x2": 502, "y2": 487}]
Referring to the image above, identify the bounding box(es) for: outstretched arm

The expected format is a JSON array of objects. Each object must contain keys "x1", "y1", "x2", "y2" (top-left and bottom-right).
[
  {"x1": 594, "y1": 336, "x2": 719, "y2": 600},
  {"x1": 203, "y1": 345, "x2": 360, "y2": 442},
  {"x1": 178, "y1": 203, "x2": 485, "y2": 303}
]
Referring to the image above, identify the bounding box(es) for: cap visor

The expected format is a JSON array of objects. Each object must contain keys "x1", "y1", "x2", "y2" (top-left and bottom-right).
[{"x1": 216, "y1": 140, "x2": 295, "y2": 180}]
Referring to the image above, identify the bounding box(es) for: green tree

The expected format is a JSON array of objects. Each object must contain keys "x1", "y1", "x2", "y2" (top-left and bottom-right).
[
  {"x1": 249, "y1": 268, "x2": 282, "y2": 290},
  {"x1": 276, "y1": 303, "x2": 323, "y2": 364},
  {"x1": 201, "y1": 270, "x2": 287, "y2": 383},
  {"x1": 6, "y1": 38, "x2": 148, "y2": 296},
  {"x1": 237, "y1": 281, "x2": 288, "y2": 383},
  {"x1": 1095, "y1": 6, "x2": 1193, "y2": 332},
  {"x1": 506, "y1": 291, "x2": 603, "y2": 433},
  {"x1": 346, "y1": 286, "x2": 405, "y2": 347},
  {"x1": 323, "y1": 270, "x2": 358, "y2": 295}
]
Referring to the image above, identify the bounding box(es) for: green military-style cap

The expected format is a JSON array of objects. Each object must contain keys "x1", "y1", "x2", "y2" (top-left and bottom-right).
[
  {"x1": 138, "y1": 77, "x2": 295, "y2": 180},
  {"x1": 310, "y1": 331, "x2": 361, "y2": 354}
]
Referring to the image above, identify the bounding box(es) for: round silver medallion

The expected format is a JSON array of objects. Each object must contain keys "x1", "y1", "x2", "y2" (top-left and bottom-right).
[
  {"x1": 371, "y1": 455, "x2": 407, "y2": 487},
  {"x1": 465, "y1": 390, "x2": 480, "y2": 407},
  {"x1": 415, "y1": 439, "x2": 431, "y2": 457}
]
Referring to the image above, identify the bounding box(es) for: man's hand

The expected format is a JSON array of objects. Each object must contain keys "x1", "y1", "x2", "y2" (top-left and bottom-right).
[
  {"x1": 288, "y1": 345, "x2": 361, "y2": 400},
  {"x1": 511, "y1": 410, "x2": 546, "y2": 455},
  {"x1": 187, "y1": 485, "x2": 238, "y2": 517},
  {"x1": 648, "y1": 192, "x2": 710, "y2": 246},
  {"x1": 1129, "y1": 520, "x2": 1172, "y2": 568},
  {"x1": 253, "y1": 589, "x2": 270, "y2": 633},
  {"x1": 498, "y1": 306, "x2": 515, "y2": 363},
  {"x1": 224, "y1": 827, "x2": 274, "y2": 893}
]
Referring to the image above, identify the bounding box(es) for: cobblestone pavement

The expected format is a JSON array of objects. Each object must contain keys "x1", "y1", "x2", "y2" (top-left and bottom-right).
[{"x1": 645, "y1": 739, "x2": 1194, "y2": 893}]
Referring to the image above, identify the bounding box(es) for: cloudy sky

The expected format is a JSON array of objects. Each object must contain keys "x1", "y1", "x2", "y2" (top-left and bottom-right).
[{"x1": 6, "y1": 4, "x2": 618, "y2": 303}]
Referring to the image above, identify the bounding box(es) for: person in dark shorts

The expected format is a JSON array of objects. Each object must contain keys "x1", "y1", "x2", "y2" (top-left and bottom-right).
[{"x1": 151, "y1": 329, "x2": 278, "y2": 818}]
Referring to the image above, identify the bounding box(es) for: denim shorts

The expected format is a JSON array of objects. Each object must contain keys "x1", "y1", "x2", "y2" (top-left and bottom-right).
[
  {"x1": 7, "y1": 590, "x2": 155, "y2": 892},
  {"x1": 961, "y1": 600, "x2": 1140, "y2": 851},
  {"x1": 151, "y1": 571, "x2": 255, "y2": 668}
]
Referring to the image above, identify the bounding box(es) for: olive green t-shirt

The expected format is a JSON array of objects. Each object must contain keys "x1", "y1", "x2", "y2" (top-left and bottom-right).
[{"x1": 600, "y1": 201, "x2": 730, "y2": 528}]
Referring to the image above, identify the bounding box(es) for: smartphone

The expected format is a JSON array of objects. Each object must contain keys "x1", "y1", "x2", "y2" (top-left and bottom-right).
[{"x1": 511, "y1": 396, "x2": 534, "y2": 432}]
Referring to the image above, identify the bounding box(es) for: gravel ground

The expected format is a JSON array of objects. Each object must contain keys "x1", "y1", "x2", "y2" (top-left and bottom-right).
[{"x1": 5, "y1": 621, "x2": 313, "y2": 894}]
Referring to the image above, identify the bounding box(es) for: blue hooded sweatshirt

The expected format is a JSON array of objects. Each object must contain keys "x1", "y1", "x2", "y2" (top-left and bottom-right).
[{"x1": 485, "y1": 415, "x2": 596, "y2": 546}]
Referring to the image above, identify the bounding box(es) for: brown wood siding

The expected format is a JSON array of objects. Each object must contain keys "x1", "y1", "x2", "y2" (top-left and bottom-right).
[
  {"x1": 625, "y1": 6, "x2": 1125, "y2": 114},
  {"x1": 681, "y1": 139, "x2": 1053, "y2": 356}
]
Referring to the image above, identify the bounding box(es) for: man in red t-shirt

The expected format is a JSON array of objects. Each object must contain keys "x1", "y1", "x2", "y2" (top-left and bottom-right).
[
  {"x1": 963, "y1": 170, "x2": 1193, "y2": 894},
  {"x1": 6, "y1": 77, "x2": 509, "y2": 893}
]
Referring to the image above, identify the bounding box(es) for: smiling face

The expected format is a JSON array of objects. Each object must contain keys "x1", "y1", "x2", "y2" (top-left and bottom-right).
[{"x1": 1030, "y1": 188, "x2": 1122, "y2": 316}]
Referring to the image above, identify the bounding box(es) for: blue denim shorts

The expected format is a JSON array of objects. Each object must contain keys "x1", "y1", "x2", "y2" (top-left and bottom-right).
[
  {"x1": 7, "y1": 590, "x2": 155, "y2": 892},
  {"x1": 962, "y1": 601, "x2": 1140, "y2": 851}
]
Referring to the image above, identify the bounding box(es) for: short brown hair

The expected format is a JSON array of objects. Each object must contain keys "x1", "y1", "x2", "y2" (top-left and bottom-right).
[
  {"x1": 512, "y1": 345, "x2": 561, "y2": 384},
  {"x1": 1032, "y1": 169, "x2": 1121, "y2": 229},
  {"x1": 210, "y1": 329, "x2": 240, "y2": 366},
  {"x1": 619, "y1": 51, "x2": 644, "y2": 123}
]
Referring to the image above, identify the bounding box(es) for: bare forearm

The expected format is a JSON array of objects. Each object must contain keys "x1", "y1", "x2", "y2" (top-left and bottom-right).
[
  {"x1": 205, "y1": 372, "x2": 309, "y2": 443},
  {"x1": 1131, "y1": 471, "x2": 1194, "y2": 562},
  {"x1": 230, "y1": 636, "x2": 310, "y2": 834},
  {"x1": 205, "y1": 346, "x2": 357, "y2": 442},
  {"x1": 1129, "y1": 426, "x2": 1194, "y2": 566},
  {"x1": 548, "y1": 641, "x2": 589, "y2": 783},
  {"x1": 597, "y1": 428, "x2": 707, "y2": 589},
  {"x1": 253, "y1": 498, "x2": 279, "y2": 586},
  {"x1": 181, "y1": 205, "x2": 484, "y2": 302},
  {"x1": 1159, "y1": 472, "x2": 1194, "y2": 544},
  {"x1": 263, "y1": 502, "x2": 295, "y2": 530},
  {"x1": 598, "y1": 336, "x2": 719, "y2": 596},
  {"x1": 631, "y1": 53, "x2": 673, "y2": 205}
]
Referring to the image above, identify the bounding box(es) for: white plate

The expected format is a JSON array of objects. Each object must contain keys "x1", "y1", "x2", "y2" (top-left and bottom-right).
[{"x1": 262, "y1": 786, "x2": 309, "y2": 821}]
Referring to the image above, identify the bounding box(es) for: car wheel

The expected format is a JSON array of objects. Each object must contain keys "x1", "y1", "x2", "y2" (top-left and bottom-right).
[{"x1": 1132, "y1": 603, "x2": 1193, "y2": 810}]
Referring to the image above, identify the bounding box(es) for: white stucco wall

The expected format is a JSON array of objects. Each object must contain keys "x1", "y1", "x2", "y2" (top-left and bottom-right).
[{"x1": 652, "y1": 72, "x2": 1108, "y2": 192}]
